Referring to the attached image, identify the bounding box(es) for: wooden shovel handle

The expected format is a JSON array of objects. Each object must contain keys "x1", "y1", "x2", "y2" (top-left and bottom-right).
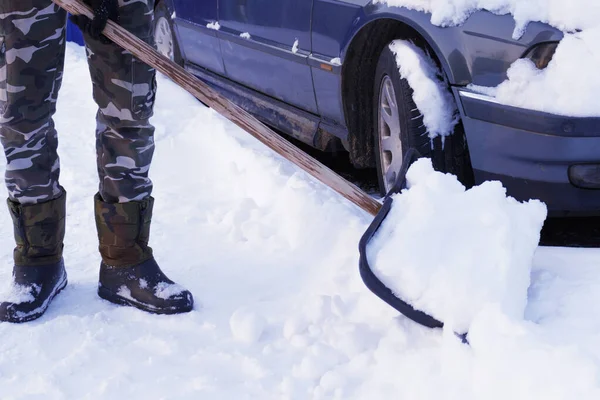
[{"x1": 52, "y1": 0, "x2": 382, "y2": 216}]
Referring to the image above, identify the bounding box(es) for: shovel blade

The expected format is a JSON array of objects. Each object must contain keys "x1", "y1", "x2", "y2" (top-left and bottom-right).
[{"x1": 358, "y1": 148, "x2": 444, "y2": 329}]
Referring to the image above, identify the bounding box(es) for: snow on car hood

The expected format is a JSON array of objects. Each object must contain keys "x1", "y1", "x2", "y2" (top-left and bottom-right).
[{"x1": 377, "y1": 0, "x2": 600, "y2": 117}]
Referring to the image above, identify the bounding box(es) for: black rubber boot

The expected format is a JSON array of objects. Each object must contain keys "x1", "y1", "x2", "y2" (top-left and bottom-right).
[
  {"x1": 0, "y1": 194, "x2": 68, "y2": 323},
  {"x1": 94, "y1": 194, "x2": 193, "y2": 314},
  {"x1": 0, "y1": 260, "x2": 67, "y2": 323},
  {"x1": 98, "y1": 258, "x2": 193, "y2": 314}
]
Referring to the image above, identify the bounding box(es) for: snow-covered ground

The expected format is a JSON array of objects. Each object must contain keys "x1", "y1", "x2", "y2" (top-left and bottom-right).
[{"x1": 2, "y1": 44, "x2": 600, "y2": 399}]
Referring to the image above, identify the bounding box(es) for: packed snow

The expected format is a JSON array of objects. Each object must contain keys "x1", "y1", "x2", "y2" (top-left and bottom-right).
[
  {"x1": 389, "y1": 40, "x2": 459, "y2": 140},
  {"x1": 2, "y1": 43, "x2": 600, "y2": 399},
  {"x1": 367, "y1": 158, "x2": 547, "y2": 333},
  {"x1": 240, "y1": 32, "x2": 251, "y2": 39},
  {"x1": 330, "y1": 57, "x2": 342, "y2": 66},
  {"x1": 380, "y1": 0, "x2": 600, "y2": 117},
  {"x1": 292, "y1": 39, "x2": 299, "y2": 54}
]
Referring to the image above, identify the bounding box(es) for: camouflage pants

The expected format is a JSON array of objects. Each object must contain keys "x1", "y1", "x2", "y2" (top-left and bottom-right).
[{"x1": 0, "y1": 0, "x2": 157, "y2": 205}]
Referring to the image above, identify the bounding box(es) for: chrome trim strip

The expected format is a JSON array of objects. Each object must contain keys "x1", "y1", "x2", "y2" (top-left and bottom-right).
[{"x1": 459, "y1": 90, "x2": 502, "y2": 105}]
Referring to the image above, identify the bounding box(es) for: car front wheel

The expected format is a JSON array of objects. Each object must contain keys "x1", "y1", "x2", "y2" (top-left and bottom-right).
[
  {"x1": 373, "y1": 45, "x2": 431, "y2": 195},
  {"x1": 372, "y1": 43, "x2": 473, "y2": 195},
  {"x1": 154, "y1": 1, "x2": 182, "y2": 65}
]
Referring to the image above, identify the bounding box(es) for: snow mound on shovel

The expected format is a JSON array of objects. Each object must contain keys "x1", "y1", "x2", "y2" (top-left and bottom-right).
[{"x1": 367, "y1": 158, "x2": 547, "y2": 333}]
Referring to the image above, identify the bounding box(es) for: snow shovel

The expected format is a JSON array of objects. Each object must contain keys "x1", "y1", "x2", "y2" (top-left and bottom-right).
[
  {"x1": 53, "y1": 0, "x2": 444, "y2": 331},
  {"x1": 358, "y1": 148, "x2": 444, "y2": 330}
]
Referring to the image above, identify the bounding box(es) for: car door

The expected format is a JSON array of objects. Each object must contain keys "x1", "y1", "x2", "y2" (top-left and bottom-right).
[
  {"x1": 217, "y1": 0, "x2": 318, "y2": 114},
  {"x1": 310, "y1": 0, "x2": 361, "y2": 129},
  {"x1": 172, "y1": 0, "x2": 225, "y2": 74}
]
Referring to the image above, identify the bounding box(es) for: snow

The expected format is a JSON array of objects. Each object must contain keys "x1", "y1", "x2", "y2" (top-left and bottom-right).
[
  {"x1": 206, "y1": 21, "x2": 220, "y2": 31},
  {"x1": 240, "y1": 32, "x2": 251, "y2": 39},
  {"x1": 389, "y1": 40, "x2": 459, "y2": 140},
  {"x1": 2, "y1": 43, "x2": 600, "y2": 398},
  {"x1": 330, "y1": 57, "x2": 341, "y2": 66},
  {"x1": 477, "y1": 27, "x2": 600, "y2": 117},
  {"x1": 117, "y1": 285, "x2": 134, "y2": 301},
  {"x1": 154, "y1": 281, "x2": 186, "y2": 300},
  {"x1": 292, "y1": 39, "x2": 299, "y2": 54},
  {"x1": 229, "y1": 307, "x2": 266, "y2": 343},
  {"x1": 367, "y1": 158, "x2": 547, "y2": 333},
  {"x1": 0, "y1": 283, "x2": 39, "y2": 304}
]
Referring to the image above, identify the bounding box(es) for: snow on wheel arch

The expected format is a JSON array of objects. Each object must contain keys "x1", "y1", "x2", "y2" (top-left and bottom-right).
[{"x1": 388, "y1": 40, "x2": 460, "y2": 143}]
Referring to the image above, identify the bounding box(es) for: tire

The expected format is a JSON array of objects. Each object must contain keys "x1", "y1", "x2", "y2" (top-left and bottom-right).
[
  {"x1": 373, "y1": 44, "x2": 473, "y2": 196},
  {"x1": 154, "y1": 1, "x2": 183, "y2": 66}
]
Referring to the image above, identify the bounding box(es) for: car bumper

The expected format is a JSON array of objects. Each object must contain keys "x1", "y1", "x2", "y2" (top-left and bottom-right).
[{"x1": 456, "y1": 89, "x2": 600, "y2": 216}]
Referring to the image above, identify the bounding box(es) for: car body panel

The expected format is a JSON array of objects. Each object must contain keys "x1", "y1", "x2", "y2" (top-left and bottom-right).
[
  {"x1": 217, "y1": 0, "x2": 319, "y2": 114},
  {"x1": 455, "y1": 88, "x2": 600, "y2": 216},
  {"x1": 172, "y1": 0, "x2": 225, "y2": 74},
  {"x1": 339, "y1": 3, "x2": 564, "y2": 86},
  {"x1": 308, "y1": 1, "x2": 562, "y2": 128},
  {"x1": 185, "y1": 62, "x2": 321, "y2": 146},
  {"x1": 310, "y1": 0, "x2": 360, "y2": 128}
]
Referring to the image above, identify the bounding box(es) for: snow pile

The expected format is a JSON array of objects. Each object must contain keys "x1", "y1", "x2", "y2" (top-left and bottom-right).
[
  {"x1": 367, "y1": 158, "x2": 547, "y2": 333},
  {"x1": 376, "y1": 0, "x2": 600, "y2": 38},
  {"x1": 380, "y1": 0, "x2": 600, "y2": 116},
  {"x1": 389, "y1": 40, "x2": 459, "y2": 139}
]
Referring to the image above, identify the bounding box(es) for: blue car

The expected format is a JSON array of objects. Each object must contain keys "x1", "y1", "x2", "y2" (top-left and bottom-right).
[{"x1": 152, "y1": 0, "x2": 600, "y2": 216}]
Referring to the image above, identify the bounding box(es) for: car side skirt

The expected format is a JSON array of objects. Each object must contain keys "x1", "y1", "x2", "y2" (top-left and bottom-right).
[{"x1": 184, "y1": 61, "x2": 347, "y2": 151}]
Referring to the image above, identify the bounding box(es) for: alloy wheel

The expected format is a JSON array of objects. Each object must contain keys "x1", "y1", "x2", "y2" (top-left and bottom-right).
[
  {"x1": 155, "y1": 16, "x2": 174, "y2": 61},
  {"x1": 377, "y1": 75, "x2": 403, "y2": 193}
]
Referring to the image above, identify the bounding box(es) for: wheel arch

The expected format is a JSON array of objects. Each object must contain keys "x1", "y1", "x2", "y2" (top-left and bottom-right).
[
  {"x1": 154, "y1": 0, "x2": 173, "y2": 11},
  {"x1": 339, "y1": 12, "x2": 461, "y2": 168}
]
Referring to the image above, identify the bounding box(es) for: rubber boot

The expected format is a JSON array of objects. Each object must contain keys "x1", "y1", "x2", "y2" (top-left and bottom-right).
[
  {"x1": 0, "y1": 193, "x2": 68, "y2": 323},
  {"x1": 94, "y1": 194, "x2": 193, "y2": 314}
]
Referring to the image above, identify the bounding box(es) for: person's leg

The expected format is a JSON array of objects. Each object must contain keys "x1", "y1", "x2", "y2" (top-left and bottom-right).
[
  {"x1": 85, "y1": 0, "x2": 157, "y2": 204},
  {"x1": 84, "y1": 0, "x2": 193, "y2": 314},
  {"x1": 0, "y1": 1, "x2": 66, "y2": 204},
  {"x1": 0, "y1": 0, "x2": 68, "y2": 323}
]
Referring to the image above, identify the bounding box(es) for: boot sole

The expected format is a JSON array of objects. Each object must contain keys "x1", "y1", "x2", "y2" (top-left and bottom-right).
[
  {"x1": 7, "y1": 272, "x2": 68, "y2": 324},
  {"x1": 97, "y1": 286, "x2": 193, "y2": 315}
]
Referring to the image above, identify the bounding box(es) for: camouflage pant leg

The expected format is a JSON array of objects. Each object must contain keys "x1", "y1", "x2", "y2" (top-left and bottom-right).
[
  {"x1": 84, "y1": 0, "x2": 157, "y2": 204},
  {"x1": 0, "y1": 1, "x2": 66, "y2": 205}
]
